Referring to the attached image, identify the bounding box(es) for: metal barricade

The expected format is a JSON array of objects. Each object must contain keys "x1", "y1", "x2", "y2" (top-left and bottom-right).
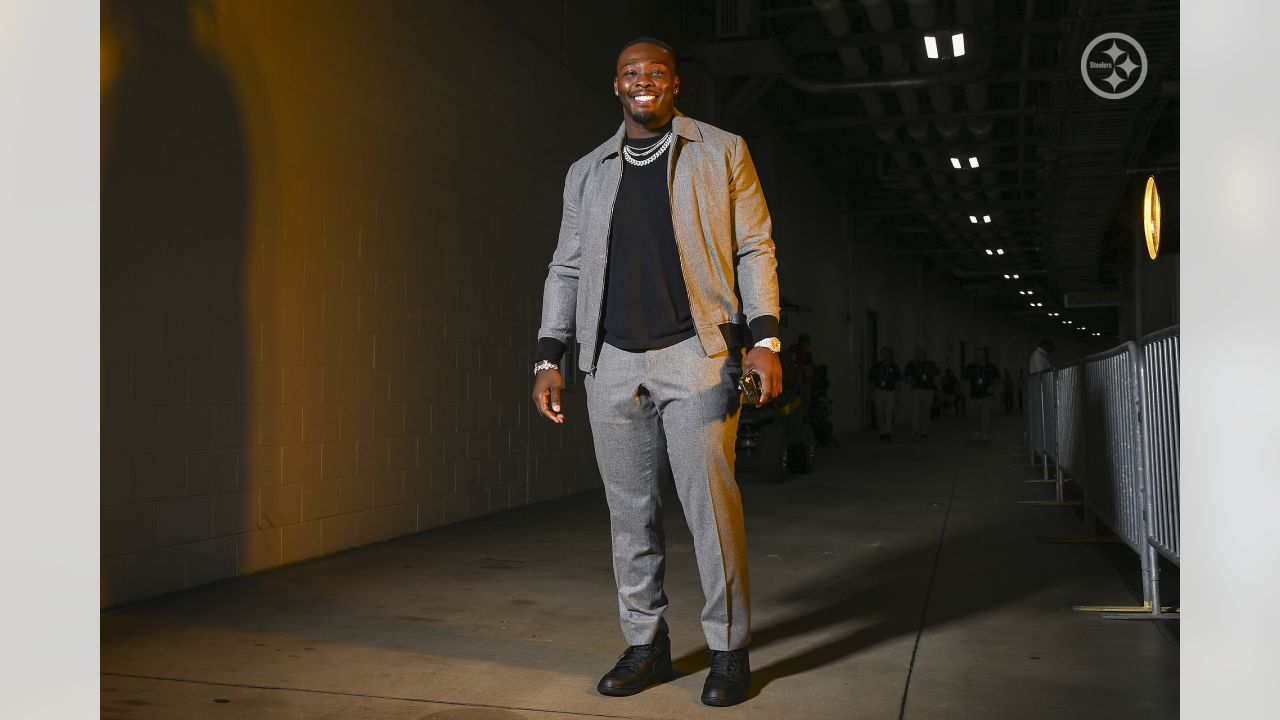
[
  {"x1": 1054, "y1": 363, "x2": 1083, "y2": 484},
  {"x1": 1140, "y1": 326, "x2": 1180, "y2": 567},
  {"x1": 1025, "y1": 373, "x2": 1045, "y2": 460},
  {"x1": 1071, "y1": 336, "x2": 1178, "y2": 620},
  {"x1": 1021, "y1": 370, "x2": 1068, "y2": 502}
]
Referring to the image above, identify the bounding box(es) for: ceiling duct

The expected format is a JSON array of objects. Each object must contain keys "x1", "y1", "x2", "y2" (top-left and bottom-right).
[{"x1": 715, "y1": 0, "x2": 760, "y2": 39}]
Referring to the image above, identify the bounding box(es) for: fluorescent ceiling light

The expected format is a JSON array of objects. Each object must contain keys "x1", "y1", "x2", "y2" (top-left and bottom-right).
[
  {"x1": 984, "y1": 248, "x2": 993, "y2": 255},
  {"x1": 984, "y1": 215, "x2": 992, "y2": 223},
  {"x1": 970, "y1": 215, "x2": 978, "y2": 223},
  {"x1": 995, "y1": 248, "x2": 1004, "y2": 255},
  {"x1": 1003, "y1": 274, "x2": 1010, "y2": 279},
  {"x1": 924, "y1": 35, "x2": 939, "y2": 59},
  {"x1": 1013, "y1": 274, "x2": 1020, "y2": 279},
  {"x1": 952, "y1": 33, "x2": 966, "y2": 57},
  {"x1": 950, "y1": 157, "x2": 962, "y2": 169},
  {"x1": 968, "y1": 156, "x2": 979, "y2": 168}
]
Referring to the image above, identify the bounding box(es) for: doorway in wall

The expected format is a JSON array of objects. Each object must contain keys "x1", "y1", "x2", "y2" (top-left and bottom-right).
[{"x1": 865, "y1": 310, "x2": 878, "y2": 430}]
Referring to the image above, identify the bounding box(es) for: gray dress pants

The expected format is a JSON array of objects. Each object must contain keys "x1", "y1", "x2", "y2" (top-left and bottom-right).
[{"x1": 584, "y1": 336, "x2": 751, "y2": 651}]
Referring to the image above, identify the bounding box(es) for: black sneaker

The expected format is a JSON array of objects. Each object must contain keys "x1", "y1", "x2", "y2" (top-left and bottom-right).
[
  {"x1": 596, "y1": 632, "x2": 673, "y2": 697},
  {"x1": 701, "y1": 648, "x2": 751, "y2": 707}
]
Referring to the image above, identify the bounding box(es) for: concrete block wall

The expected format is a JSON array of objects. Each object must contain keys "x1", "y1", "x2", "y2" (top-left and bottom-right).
[{"x1": 101, "y1": 0, "x2": 680, "y2": 607}]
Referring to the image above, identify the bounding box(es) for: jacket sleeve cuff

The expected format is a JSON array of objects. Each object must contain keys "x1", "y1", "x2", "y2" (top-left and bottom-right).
[
  {"x1": 748, "y1": 315, "x2": 780, "y2": 345},
  {"x1": 535, "y1": 337, "x2": 568, "y2": 365}
]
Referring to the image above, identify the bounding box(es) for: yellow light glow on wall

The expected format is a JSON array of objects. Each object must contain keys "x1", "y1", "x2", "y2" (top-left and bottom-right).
[{"x1": 1143, "y1": 175, "x2": 1162, "y2": 260}]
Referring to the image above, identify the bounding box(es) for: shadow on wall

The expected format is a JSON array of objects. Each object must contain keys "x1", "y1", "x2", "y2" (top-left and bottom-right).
[{"x1": 101, "y1": 0, "x2": 249, "y2": 603}]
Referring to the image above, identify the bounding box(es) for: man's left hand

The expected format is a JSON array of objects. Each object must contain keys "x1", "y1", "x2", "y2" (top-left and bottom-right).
[{"x1": 744, "y1": 347, "x2": 783, "y2": 406}]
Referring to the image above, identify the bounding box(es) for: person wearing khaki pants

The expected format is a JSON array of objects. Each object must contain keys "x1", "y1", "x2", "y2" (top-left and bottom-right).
[
  {"x1": 904, "y1": 345, "x2": 938, "y2": 440},
  {"x1": 869, "y1": 346, "x2": 900, "y2": 441}
]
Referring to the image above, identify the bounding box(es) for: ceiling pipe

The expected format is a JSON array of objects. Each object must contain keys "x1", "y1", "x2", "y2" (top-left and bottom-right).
[{"x1": 782, "y1": 59, "x2": 992, "y2": 95}]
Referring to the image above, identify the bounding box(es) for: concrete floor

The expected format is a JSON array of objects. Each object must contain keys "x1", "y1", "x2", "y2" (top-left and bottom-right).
[{"x1": 102, "y1": 412, "x2": 1178, "y2": 719}]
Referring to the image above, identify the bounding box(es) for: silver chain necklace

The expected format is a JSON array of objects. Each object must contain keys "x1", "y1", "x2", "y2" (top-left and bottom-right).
[{"x1": 623, "y1": 131, "x2": 673, "y2": 167}]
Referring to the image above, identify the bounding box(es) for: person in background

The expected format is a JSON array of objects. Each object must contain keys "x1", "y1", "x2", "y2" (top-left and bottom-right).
[
  {"x1": 904, "y1": 345, "x2": 938, "y2": 440},
  {"x1": 1029, "y1": 338, "x2": 1055, "y2": 374},
  {"x1": 940, "y1": 367, "x2": 961, "y2": 416},
  {"x1": 869, "y1": 346, "x2": 900, "y2": 441},
  {"x1": 790, "y1": 332, "x2": 815, "y2": 410},
  {"x1": 964, "y1": 347, "x2": 1001, "y2": 443},
  {"x1": 1002, "y1": 367, "x2": 1015, "y2": 413}
]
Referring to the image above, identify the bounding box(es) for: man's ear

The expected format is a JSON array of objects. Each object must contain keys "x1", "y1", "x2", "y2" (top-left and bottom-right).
[
  {"x1": 674, "y1": 75, "x2": 681, "y2": 96},
  {"x1": 613, "y1": 77, "x2": 619, "y2": 96}
]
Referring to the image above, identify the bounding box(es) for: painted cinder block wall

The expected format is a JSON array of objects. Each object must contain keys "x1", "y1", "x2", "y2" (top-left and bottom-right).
[
  {"x1": 101, "y1": 0, "x2": 1094, "y2": 607},
  {"x1": 101, "y1": 0, "x2": 695, "y2": 607}
]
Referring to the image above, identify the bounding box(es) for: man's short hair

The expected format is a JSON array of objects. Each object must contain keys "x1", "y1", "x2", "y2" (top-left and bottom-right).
[{"x1": 617, "y1": 36, "x2": 679, "y2": 72}]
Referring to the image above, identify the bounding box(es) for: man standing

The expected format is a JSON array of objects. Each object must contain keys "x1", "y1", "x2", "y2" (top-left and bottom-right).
[
  {"x1": 1029, "y1": 338, "x2": 1055, "y2": 374},
  {"x1": 531, "y1": 38, "x2": 782, "y2": 707},
  {"x1": 964, "y1": 347, "x2": 1001, "y2": 443},
  {"x1": 869, "y1": 346, "x2": 900, "y2": 441},
  {"x1": 903, "y1": 345, "x2": 938, "y2": 440}
]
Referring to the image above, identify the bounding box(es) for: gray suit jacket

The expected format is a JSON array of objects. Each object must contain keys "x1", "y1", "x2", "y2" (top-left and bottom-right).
[{"x1": 537, "y1": 113, "x2": 780, "y2": 373}]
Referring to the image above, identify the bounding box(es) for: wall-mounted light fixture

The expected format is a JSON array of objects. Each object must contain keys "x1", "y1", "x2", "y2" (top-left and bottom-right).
[{"x1": 1143, "y1": 175, "x2": 1162, "y2": 260}]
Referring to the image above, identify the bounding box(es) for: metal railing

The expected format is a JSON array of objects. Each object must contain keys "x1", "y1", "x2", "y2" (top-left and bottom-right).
[
  {"x1": 1023, "y1": 326, "x2": 1180, "y2": 620},
  {"x1": 1022, "y1": 370, "x2": 1069, "y2": 504},
  {"x1": 1140, "y1": 326, "x2": 1181, "y2": 566}
]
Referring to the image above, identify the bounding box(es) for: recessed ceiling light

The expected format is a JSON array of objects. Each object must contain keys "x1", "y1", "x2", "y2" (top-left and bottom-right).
[
  {"x1": 1003, "y1": 274, "x2": 1011, "y2": 279},
  {"x1": 983, "y1": 215, "x2": 992, "y2": 224},
  {"x1": 995, "y1": 248, "x2": 1004, "y2": 255},
  {"x1": 968, "y1": 156, "x2": 979, "y2": 168},
  {"x1": 1012, "y1": 274, "x2": 1020, "y2": 279},
  {"x1": 1026, "y1": 290, "x2": 1033, "y2": 295},
  {"x1": 970, "y1": 215, "x2": 978, "y2": 224},
  {"x1": 952, "y1": 33, "x2": 966, "y2": 57},
  {"x1": 924, "y1": 35, "x2": 940, "y2": 59},
  {"x1": 985, "y1": 248, "x2": 993, "y2": 255},
  {"x1": 950, "y1": 157, "x2": 962, "y2": 169}
]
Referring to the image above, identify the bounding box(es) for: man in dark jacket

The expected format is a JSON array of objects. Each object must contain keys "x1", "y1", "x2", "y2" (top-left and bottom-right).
[
  {"x1": 869, "y1": 346, "x2": 900, "y2": 441},
  {"x1": 964, "y1": 347, "x2": 1001, "y2": 443},
  {"x1": 904, "y1": 345, "x2": 939, "y2": 439}
]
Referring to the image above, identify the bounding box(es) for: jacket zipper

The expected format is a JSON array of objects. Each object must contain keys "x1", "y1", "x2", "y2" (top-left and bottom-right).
[{"x1": 590, "y1": 155, "x2": 624, "y2": 374}]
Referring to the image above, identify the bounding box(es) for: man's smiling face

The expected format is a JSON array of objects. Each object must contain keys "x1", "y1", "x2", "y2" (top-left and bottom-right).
[{"x1": 614, "y1": 43, "x2": 679, "y2": 134}]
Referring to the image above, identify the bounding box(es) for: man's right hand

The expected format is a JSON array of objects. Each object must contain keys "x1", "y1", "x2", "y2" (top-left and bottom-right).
[{"x1": 532, "y1": 368, "x2": 565, "y2": 424}]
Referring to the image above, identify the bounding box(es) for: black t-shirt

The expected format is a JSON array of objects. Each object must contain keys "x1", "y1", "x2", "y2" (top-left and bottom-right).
[
  {"x1": 905, "y1": 359, "x2": 939, "y2": 390},
  {"x1": 601, "y1": 128, "x2": 696, "y2": 352},
  {"x1": 869, "y1": 361, "x2": 901, "y2": 390},
  {"x1": 964, "y1": 362, "x2": 1001, "y2": 398}
]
